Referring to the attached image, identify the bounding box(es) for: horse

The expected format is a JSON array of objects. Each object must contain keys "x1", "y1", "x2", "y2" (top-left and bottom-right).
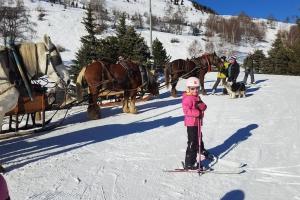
[
  {"x1": 164, "y1": 52, "x2": 223, "y2": 96},
  {"x1": 0, "y1": 55, "x2": 19, "y2": 132},
  {"x1": 0, "y1": 35, "x2": 71, "y2": 132},
  {"x1": 76, "y1": 59, "x2": 159, "y2": 120}
]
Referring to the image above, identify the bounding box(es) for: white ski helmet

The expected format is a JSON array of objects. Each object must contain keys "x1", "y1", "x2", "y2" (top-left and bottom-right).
[
  {"x1": 186, "y1": 77, "x2": 200, "y2": 87},
  {"x1": 229, "y1": 55, "x2": 237, "y2": 60}
]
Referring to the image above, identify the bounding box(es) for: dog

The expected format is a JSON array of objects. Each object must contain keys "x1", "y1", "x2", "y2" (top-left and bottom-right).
[{"x1": 223, "y1": 81, "x2": 246, "y2": 98}]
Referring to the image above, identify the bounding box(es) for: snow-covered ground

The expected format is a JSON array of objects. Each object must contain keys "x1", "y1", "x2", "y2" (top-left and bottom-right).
[{"x1": 1, "y1": 72, "x2": 300, "y2": 199}]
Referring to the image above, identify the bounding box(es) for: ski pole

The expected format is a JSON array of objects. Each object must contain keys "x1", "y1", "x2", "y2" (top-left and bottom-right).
[{"x1": 198, "y1": 115, "x2": 202, "y2": 172}]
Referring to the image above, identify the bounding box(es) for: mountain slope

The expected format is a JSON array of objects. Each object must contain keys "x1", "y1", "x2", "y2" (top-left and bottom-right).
[{"x1": 24, "y1": 0, "x2": 293, "y2": 63}]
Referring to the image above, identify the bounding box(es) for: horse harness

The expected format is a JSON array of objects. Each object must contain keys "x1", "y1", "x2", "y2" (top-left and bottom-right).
[
  {"x1": 117, "y1": 61, "x2": 150, "y2": 90},
  {"x1": 192, "y1": 54, "x2": 212, "y2": 72},
  {"x1": 4, "y1": 45, "x2": 33, "y2": 98}
]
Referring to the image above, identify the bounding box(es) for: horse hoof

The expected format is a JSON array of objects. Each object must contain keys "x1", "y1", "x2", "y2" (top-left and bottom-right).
[
  {"x1": 87, "y1": 106, "x2": 100, "y2": 120},
  {"x1": 87, "y1": 112, "x2": 100, "y2": 120},
  {"x1": 130, "y1": 109, "x2": 137, "y2": 114},
  {"x1": 123, "y1": 108, "x2": 130, "y2": 113}
]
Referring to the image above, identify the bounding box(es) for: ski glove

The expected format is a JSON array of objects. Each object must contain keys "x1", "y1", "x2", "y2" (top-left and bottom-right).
[{"x1": 195, "y1": 101, "x2": 207, "y2": 111}]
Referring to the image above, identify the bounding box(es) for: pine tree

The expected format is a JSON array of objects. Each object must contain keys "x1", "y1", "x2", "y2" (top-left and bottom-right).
[
  {"x1": 96, "y1": 14, "x2": 150, "y2": 63},
  {"x1": 71, "y1": 6, "x2": 98, "y2": 81},
  {"x1": 116, "y1": 16, "x2": 150, "y2": 63},
  {"x1": 98, "y1": 36, "x2": 119, "y2": 63},
  {"x1": 116, "y1": 13, "x2": 127, "y2": 38},
  {"x1": 152, "y1": 38, "x2": 171, "y2": 69},
  {"x1": 288, "y1": 21, "x2": 300, "y2": 75},
  {"x1": 251, "y1": 50, "x2": 266, "y2": 73},
  {"x1": 266, "y1": 36, "x2": 290, "y2": 74}
]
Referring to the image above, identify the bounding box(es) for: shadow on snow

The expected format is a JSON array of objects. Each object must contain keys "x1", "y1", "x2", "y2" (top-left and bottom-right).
[
  {"x1": 62, "y1": 97, "x2": 182, "y2": 126},
  {"x1": 221, "y1": 189, "x2": 245, "y2": 200},
  {"x1": 208, "y1": 123, "x2": 259, "y2": 158},
  {"x1": 0, "y1": 114, "x2": 182, "y2": 172}
]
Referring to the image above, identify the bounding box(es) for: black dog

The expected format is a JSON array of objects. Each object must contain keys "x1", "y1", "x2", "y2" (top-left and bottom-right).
[{"x1": 224, "y1": 82, "x2": 246, "y2": 98}]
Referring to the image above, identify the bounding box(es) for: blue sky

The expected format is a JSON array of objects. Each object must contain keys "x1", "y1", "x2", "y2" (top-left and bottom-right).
[{"x1": 195, "y1": 0, "x2": 300, "y2": 22}]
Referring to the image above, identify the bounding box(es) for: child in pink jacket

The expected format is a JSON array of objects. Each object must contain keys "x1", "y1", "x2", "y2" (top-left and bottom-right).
[{"x1": 182, "y1": 77, "x2": 207, "y2": 169}]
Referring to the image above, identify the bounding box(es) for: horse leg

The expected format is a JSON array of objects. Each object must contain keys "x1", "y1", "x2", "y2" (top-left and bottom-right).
[
  {"x1": 171, "y1": 80, "x2": 178, "y2": 97},
  {"x1": 129, "y1": 91, "x2": 137, "y2": 114},
  {"x1": 87, "y1": 87, "x2": 100, "y2": 120},
  {"x1": 199, "y1": 71, "x2": 207, "y2": 95},
  {"x1": 122, "y1": 91, "x2": 130, "y2": 113}
]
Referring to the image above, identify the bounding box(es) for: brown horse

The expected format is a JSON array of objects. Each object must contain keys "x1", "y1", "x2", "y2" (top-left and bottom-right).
[
  {"x1": 164, "y1": 52, "x2": 222, "y2": 96},
  {"x1": 76, "y1": 60, "x2": 159, "y2": 120}
]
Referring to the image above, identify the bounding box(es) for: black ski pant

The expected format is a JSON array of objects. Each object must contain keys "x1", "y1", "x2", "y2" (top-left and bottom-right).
[
  {"x1": 212, "y1": 78, "x2": 226, "y2": 90},
  {"x1": 185, "y1": 126, "x2": 205, "y2": 167},
  {"x1": 243, "y1": 69, "x2": 255, "y2": 84}
]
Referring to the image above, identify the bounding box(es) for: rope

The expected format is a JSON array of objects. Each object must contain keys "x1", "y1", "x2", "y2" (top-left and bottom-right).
[{"x1": 159, "y1": 66, "x2": 200, "y2": 89}]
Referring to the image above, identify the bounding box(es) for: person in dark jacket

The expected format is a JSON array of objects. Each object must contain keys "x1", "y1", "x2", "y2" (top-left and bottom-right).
[
  {"x1": 243, "y1": 53, "x2": 255, "y2": 84},
  {"x1": 227, "y1": 56, "x2": 240, "y2": 83}
]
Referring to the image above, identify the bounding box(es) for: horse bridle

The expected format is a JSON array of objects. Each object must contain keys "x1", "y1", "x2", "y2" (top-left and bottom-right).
[
  {"x1": 44, "y1": 43, "x2": 67, "y2": 87},
  {"x1": 45, "y1": 44, "x2": 57, "y2": 75},
  {"x1": 139, "y1": 65, "x2": 150, "y2": 91},
  {"x1": 203, "y1": 54, "x2": 212, "y2": 72}
]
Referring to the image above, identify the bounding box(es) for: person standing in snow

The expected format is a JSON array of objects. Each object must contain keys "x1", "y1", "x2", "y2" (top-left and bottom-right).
[
  {"x1": 0, "y1": 174, "x2": 10, "y2": 200},
  {"x1": 227, "y1": 56, "x2": 240, "y2": 83},
  {"x1": 182, "y1": 77, "x2": 208, "y2": 169},
  {"x1": 243, "y1": 52, "x2": 256, "y2": 85},
  {"x1": 211, "y1": 56, "x2": 229, "y2": 95}
]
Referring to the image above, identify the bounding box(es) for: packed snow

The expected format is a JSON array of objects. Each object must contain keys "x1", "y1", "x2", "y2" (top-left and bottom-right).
[
  {"x1": 1, "y1": 0, "x2": 300, "y2": 199},
  {"x1": 1, "y1": 72, "x2": 300, "y2": 199}
]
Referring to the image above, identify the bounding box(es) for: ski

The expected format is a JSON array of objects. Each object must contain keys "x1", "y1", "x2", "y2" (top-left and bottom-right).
[
  {"x1": 163, "y1": 160, "x2": 246, "y2": 174},
  {"x1": 216, "y1": 158, "x2": 246, "y2": 168},
  {"x1": 163, "y1": 168, "x2": 246, "y2": 174},
  {"x1": 200, "y1": 152, "x2": 246, "y2": 168},
  {"x1": 209, "y1": 155, "x2": 247, "y2": 168}
]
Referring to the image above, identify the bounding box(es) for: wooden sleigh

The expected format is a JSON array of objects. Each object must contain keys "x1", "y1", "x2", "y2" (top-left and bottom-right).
[{"x1": 4, "y1": 90, "x2": 49, "y2": 133}]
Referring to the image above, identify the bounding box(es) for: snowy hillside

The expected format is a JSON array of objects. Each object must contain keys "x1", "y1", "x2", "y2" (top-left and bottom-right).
[{"x1": 23, "y1": 0, "x2": 293, "y2": 63}]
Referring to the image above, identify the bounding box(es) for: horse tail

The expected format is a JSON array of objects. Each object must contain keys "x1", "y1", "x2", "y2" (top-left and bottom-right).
[
  {"x1": 76, "y1": 66, "x2": 87, "y2": 102},
  {"x1": 164, "y1": 62, "x2": 171, "y2": 88}
]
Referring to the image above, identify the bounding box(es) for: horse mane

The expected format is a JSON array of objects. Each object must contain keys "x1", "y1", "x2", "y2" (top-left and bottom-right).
[
  {"x1": 100, "y1": 57, "x2": 114, "y2": 64},
  {"x1": 17, "y1": 43, "x2": 39, "y2": 78}
]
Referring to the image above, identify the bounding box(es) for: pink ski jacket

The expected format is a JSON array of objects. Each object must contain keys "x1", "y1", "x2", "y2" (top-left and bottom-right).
[
  {"x1": 0, "y1": 174, "x2": 9, "y2": 200},
  {"x1": 182, "y1": 92, "x2": 207, "y2": 127}
]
